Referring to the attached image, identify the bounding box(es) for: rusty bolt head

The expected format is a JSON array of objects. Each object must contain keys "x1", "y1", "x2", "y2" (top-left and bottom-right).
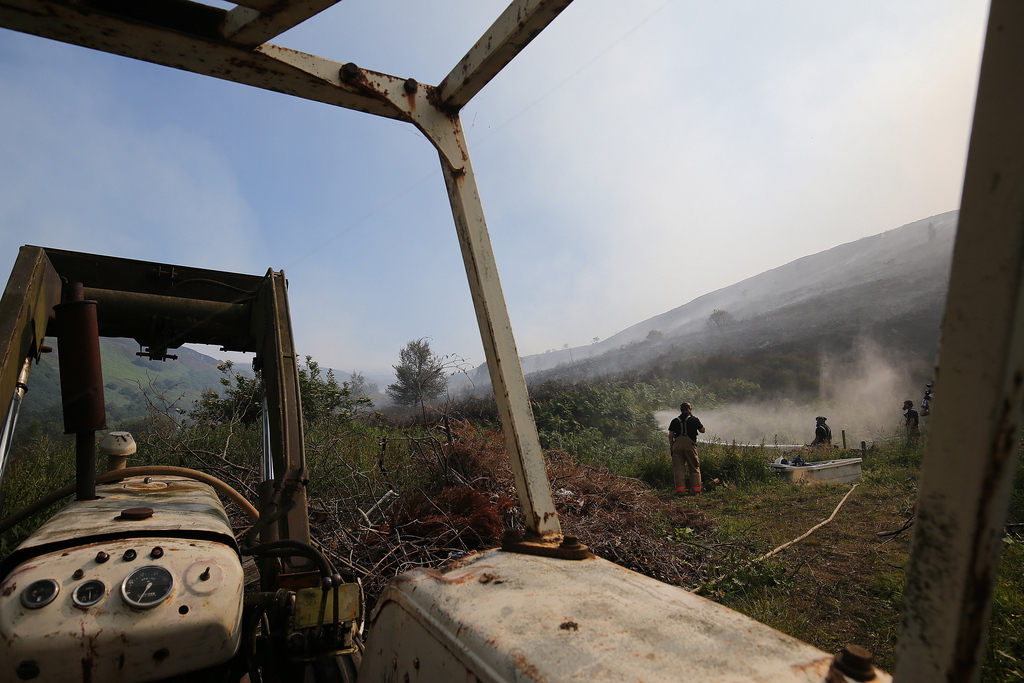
[
  {"x1": 404, "y1": 78, "x2": 418, "y2": 95},
  {"x1": 559, "y1": 536, "x2": 583, "y2": 550},
  {"x1": 832, "y1": 644, "x2": 876, "y2": 681},
  {"x1": 341, "y1": 62, "x2": 360, "y2": 80}
]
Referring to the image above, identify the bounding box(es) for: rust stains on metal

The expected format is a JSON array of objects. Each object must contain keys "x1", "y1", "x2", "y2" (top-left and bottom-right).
[
  {"x1": 510, "y1": 651, "x2": 547, "y2": 682},
  {"x1": 502, "y1": 531, "x2": 591, "y2": 560},
  {"x1": 418, "y1": 565, "x2": 500, "y2": 585},
  {"x1": 82, "y1": 630, "x2": 99, "y2": 683},
  {"x1": 116, "y1": 507, "x2": 154, "y2": 521},
  {"x1": 789, "y1": 656, "x2": 833, "y2": 675}
]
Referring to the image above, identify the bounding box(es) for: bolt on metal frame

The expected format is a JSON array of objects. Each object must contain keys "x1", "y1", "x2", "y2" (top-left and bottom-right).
[{"x1": 0, "y1": 0, "x2": 1022, "y2": 679}]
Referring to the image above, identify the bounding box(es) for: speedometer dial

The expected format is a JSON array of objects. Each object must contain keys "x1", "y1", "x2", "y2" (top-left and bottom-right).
[{"x1": 121, "y1": 565, "x2": 174, "y2": 609}]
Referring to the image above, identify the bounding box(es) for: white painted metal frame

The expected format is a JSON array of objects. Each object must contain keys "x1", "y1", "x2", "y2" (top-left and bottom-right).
[
  {"x1": 0, "y1": 0, "x2": 566, "y2": 538},
  {"x1": 894, "y1": 2, "x2": 1024, "y2": 680}
]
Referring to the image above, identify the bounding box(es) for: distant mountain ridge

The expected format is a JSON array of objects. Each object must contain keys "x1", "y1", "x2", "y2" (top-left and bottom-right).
[
  {"x1": 512, "y1": 211, "x2": 957, "y2": 381},
  {"x1": 18, "y1": 211, "x2": 957, "y2": 422}
]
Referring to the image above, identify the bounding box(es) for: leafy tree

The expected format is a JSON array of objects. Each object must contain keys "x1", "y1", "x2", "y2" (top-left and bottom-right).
[
  {"x1": 193, "y1": 357, "x2": 371, "y2": 427},
  {"x1": 386, "y1": 338, "x2": 449, "y2": 419},
  {"x1": 298, "y1": 358, "x2": 372, "y2": 424},
  {"x1": 349, "y1": 371, "x2": 378, "y2": 400},
  {"x1": 192, "y1": 361, "x2": 262, "y2": 425}
]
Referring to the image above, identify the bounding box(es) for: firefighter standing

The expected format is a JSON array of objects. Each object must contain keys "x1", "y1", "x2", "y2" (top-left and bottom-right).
[
  {"x1": 668, "y1": 402, "x2": 706, "y2": 496},
  {"x1": 903, "y1": 400, "x2": 921, "y2": 446}
]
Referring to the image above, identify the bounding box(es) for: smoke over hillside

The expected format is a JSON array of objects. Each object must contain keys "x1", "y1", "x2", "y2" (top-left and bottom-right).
[
  {"x1": 657, "y1": 339, "x2": 926, "y2": 447},
  {"x1": 516, "y1": 211, "x2": 955, "y2": 384}
]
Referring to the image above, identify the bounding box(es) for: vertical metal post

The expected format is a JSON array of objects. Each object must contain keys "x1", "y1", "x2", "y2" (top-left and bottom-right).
[
  {"x1": 0, "y1": 358, "x2": 30, "y2": 516},
  {"x1": 437, "y1": 118, "x2": 561, "y2": 539},
  {"x1": 894, "y1": 2, "x2": 1024, "y2": 681},
  {"x1": 54, "y1": 282, "x2": 105, "y2": 502},
  {"x1": 253, "y1": 269, "x2": 314, "y2": 577},
  {"x1": 0, "y1": 358, "x2": 29, "y2": 486}
]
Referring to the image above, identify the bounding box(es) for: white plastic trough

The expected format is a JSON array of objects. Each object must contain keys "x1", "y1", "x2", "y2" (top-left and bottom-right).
[{"x1": 770, "y1": 457, "x2": 863, "y2": 485}]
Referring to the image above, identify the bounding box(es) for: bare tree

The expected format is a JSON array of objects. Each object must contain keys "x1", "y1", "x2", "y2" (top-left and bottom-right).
[{"x1": 706, "y1": 309, "x2": 735, "y2": 328}]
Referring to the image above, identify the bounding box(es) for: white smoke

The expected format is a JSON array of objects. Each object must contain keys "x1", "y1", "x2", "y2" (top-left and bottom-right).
[{"x1": 656, "y1": 339, "x2": 923, "y2": 448}]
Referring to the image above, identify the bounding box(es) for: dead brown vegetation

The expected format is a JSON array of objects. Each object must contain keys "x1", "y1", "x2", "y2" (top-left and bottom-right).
[{"x1": 313, "y1": 421, "x2": 710, "y2": 610}]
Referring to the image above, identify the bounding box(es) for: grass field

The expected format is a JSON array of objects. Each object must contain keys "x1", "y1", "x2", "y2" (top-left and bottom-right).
[
  {"x1": 671, "y1": 440, "x2": 1024, "y2": 679},
  {"x1": 2, "y1": 406, "x2": 1020, "y2": 680}
]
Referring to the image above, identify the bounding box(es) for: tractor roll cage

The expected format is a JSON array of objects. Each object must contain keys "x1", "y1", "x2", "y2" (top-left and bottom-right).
[
  {"x1": 0, "y1": 0, "x2": 1022, "y2": 680},
  {"x1": 0, "y1": 246, "x2": 316, "y2": 580}
]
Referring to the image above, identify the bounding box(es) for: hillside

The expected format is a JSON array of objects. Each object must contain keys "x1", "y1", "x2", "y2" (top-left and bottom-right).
[
  {"x1": 16, "y1": 212, "x2": 957, "y2": 423},
  {"x1": 18, "y1": 338, "x2": 234, "y2": 425},
  {"x1": 511, "y1": 211, "x2": 956, "y2": 383}
]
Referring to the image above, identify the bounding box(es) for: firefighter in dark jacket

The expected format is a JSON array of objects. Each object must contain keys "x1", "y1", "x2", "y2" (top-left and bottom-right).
[
  {"x1": 811, "y1": 416, "x2": 832, "y2": 448},
  {"x1": 904, "y1": 400, "x2": 921, "y2": 446},
  {"x1": 668, "y1": 402, "x2": 706, "y2": 496}
]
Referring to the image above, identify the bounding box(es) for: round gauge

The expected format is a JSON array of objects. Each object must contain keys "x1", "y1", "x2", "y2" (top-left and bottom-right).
[
  {"x1": 72, "y1": 579, "x2": 106, "y2": 608},
  {"x1": 20, "y1": 578, "x2": 59, "y2": 609},
  {"x1": 121, "y1": 565, "x2": 174, "y2": 610}
]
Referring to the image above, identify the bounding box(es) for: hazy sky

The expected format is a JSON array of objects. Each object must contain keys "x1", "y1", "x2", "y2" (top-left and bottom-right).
[{"x1": 0, "y1": 0, "x2": 989, "y2": 377}]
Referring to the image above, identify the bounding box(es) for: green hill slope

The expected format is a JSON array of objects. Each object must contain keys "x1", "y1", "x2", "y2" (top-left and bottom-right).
[{"x1": 18, "y1": 338, "x2": 239, "y2": 426}]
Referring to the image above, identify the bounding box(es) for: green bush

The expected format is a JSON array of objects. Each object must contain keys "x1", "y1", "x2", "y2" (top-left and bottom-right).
[
  {"x1": 697, "y1": 442, "x2": 777, "y2": 488},
  {"x1": 0, "y1": 431, "x2": 76, "y2": 555}
]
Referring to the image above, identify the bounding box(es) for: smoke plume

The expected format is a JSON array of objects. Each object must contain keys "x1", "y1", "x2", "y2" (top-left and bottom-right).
[{"x1": 657, "y1": 339, "x2": 927, "y2": 448}]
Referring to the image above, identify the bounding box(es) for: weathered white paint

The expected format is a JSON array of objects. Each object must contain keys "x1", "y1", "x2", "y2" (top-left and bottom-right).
[{"x1": 361, "y1": 549, "x2": 891, "y2": 682}]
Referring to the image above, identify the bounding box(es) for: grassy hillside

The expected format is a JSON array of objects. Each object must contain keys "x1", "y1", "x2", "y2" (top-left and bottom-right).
[{"x1": 19, "y1": 337, "x2": 236, "y2": 426}]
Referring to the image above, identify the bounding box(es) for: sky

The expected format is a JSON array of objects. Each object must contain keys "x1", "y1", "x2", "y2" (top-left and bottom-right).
[{"x1": 0, "y1": 0, "x2": 990, "y2": 379}]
